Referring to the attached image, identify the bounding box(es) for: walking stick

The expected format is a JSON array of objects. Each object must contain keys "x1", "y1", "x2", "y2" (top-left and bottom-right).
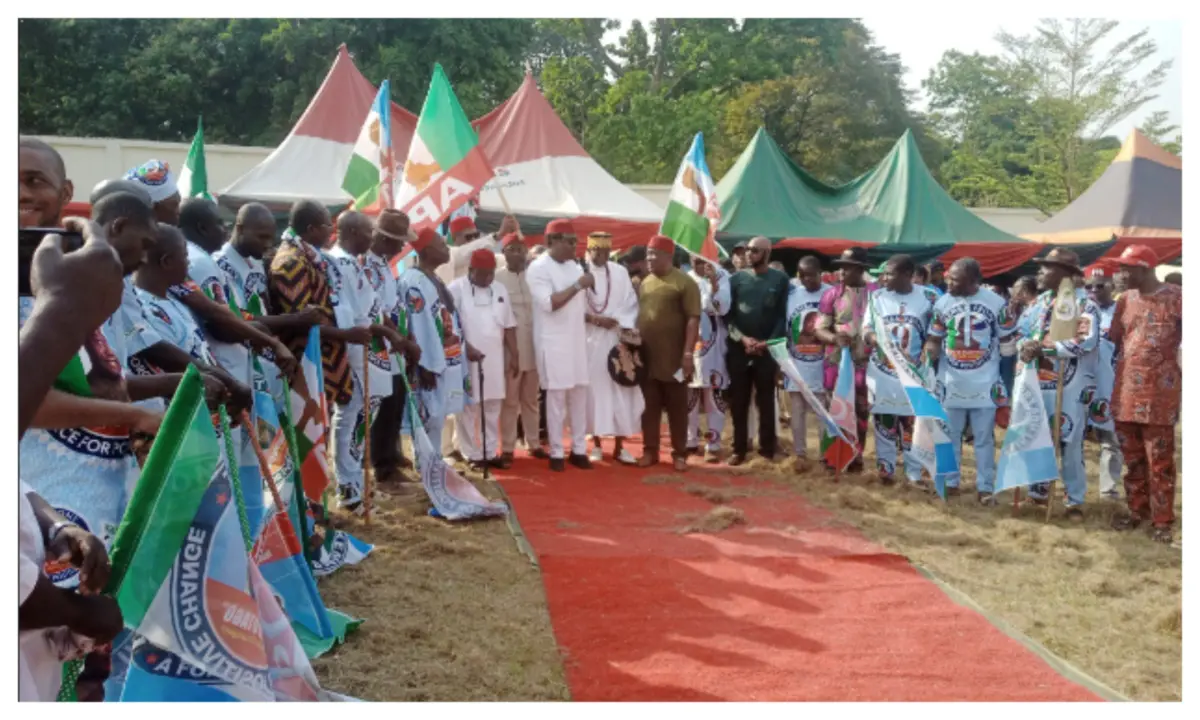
[
  {"x1": 478, "y1": 361, "x2": 490, "y2": 481},
  {"x1": 362, "y1": 352, "x2": 373, "y2": 525},
  {"x1": 1046, "y1": 358, "x2": 1066, "y2": 523},
  {"x1": 240, "y1": 410, "x2": 285, "y2": 513}
]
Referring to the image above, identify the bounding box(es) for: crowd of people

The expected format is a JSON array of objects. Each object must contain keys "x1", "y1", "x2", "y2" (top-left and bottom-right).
[{"x1": 16, "y1": 136, "x2": 1182, "y2": 701}]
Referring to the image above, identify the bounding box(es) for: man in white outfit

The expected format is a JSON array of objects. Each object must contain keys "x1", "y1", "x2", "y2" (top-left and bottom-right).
[
  {"x1": 686, "y1": 255, "x2": 731, "y2": 463},
  {"x1": 495, "y1": 233, "x2": 547, "y2": 462},
  {"x1": 582, "y1": 231, "x2": 642, "y2": 465},
  {"x1": 526, "y1": 218, "x2": 594, "y2": 472},
  {"x1": 438, "y1": 215, "x2": 517, "y2": 459},
  {"x1": 450, "y1": 249, "x2": 517, "y2": 470}
]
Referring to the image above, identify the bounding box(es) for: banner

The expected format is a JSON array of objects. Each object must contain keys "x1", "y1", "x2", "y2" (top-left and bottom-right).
[
  {"x1": 401, "y1": 376, "x2": 507, "y2": 520},
  {"x1": 995, "y1": 363, "x2": 1059, "y2": 492}
]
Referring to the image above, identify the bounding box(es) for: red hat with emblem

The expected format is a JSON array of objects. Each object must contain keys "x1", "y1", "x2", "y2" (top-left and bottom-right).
[
  {"x1": 412, "y1": 227, "x2": 440, "y2": 252},
  {"x1": 501, "y1": 232, "x2": 523, "y2": 249},
  {"x1": 545, "y1": 218, "x2": 575, "y2": 236},
  {"x1": 449, "y1": 216, "x2": 477, "y2": 235},
  {"x1": 1116, "y1": 244, "x2": 1157, "y2": 269},
  {"x1": 648, "y1": 234, "x2": 675, "y2": 253},
  {"x1": 469, "y1": 248, "x2": 496, "y2": 270}
]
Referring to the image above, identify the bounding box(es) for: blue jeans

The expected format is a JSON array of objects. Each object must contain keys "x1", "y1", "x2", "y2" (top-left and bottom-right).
[
  {"x1": 1028, "y1": 408, "x2": 1087, "y2": 506},
  {"x1": 945, "y1": 407, "x2": 997, "y2": 493}
]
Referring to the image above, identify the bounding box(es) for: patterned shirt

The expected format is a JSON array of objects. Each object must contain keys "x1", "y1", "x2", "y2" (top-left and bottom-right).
[
  {"x1": 269, "y1": 234, "x2": 352, "y2": 405},
  {"x1": 1109, "y1": 284, "x2": 1182, "y2": 426}
]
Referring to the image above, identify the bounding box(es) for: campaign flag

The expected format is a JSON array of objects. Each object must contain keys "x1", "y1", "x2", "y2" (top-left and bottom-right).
[
  {"x1": 912, "y1": 415, "x2": 959, "y2": 499},
  {"x1": 767, "y1": 339, "x2": 855, "y2": 460},
  {"x1": 661, "y1": 132, "x2": 725, "y2": 261},
  {"x1": 401, "y1": 376, "x2": 507, "y2": 520},
  {"x1": 177, "y1": 116, "x2": 212, "y2": 201},
  {"x1": 287, "y1": 326, "x2": 334, "y2": 504},
  {"x1": 251, "y1": 380, "x2": 362, "y2": 658},
  {"x1": 995, "y1": 363, "x2": 1059, "y2": 492},
  {"x1": 342, "y1": 80, "x2": 395, "y2": 211},
  {"x1": 394, "y1": 64, "x2": 496, "y2": 236},
  {"x1": 868, "y1": 296, "x2": 949, "y2": 422},
  {"x1": 98, "y1": 369, "x2": 324, "y2": 701},
  {"x1": 823, "y1": 350, "x2": 861, "y2": 472}
]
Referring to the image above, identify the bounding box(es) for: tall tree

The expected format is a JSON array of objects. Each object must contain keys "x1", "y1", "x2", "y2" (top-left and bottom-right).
[{"x1": 1139, "y1": 109, "x2": 1183, "y2": 155}]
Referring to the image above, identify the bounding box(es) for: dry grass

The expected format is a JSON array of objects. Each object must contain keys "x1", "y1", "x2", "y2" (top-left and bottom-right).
[
  {"x1": 677, "y1": 506, "x2": 747, "y2": 534},
  {"x1": 706, "y1": 420, "x2": 1184, "y2": 701},
  {"x1": 309, "y1": 456, "x2": 568, "y2": 702}
]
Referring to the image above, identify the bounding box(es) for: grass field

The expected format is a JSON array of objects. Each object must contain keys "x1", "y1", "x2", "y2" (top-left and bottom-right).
[{"x1": 311, "y1": 425, "x2": 1181, "y2": 702}]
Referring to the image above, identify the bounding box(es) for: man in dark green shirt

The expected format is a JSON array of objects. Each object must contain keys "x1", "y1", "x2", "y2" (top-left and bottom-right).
[{"x1": 724, "y1": 236, "x2": 790, "y2": 464}]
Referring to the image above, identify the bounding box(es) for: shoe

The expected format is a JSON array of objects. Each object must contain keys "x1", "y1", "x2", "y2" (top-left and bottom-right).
[
  {"x1": 500, "y1": 452, "x2": 515, "y2": 466},
  {"x1": 446, "y1": 450, "x2": 466, "y2": 463},
  {"x1": 705, "y1": 448, "x2": 722, "y2": 464},
  {"x1": 1111, "y1": 513, "x2": 1143, "y2": 531},
  {"x1": 792, "y1": 456, "x2": 810, "y2": 474},
  {"x1": 530, "y1": 447, "x2": 550, "y2": 460},
  {"x1": 687, "y1": 445, "x2": 701, "y2": 457},
  {"x1": 728, "y1": 454, "x2": 746, "y2": 467},
  {"x1": 1150, "y1": 525, "x2": 1174, "y2": 544},
  {"x1": 1064, "y1": 506, "x2": 1085, "y2": 522},
  {"x1": 878, "y1": 474, "x2": 897, "y2": 486},
  {"x1": 1101, "y1": 490, "x2": 1121, "y2": 502},
  {"x1": 673, "y1": 456, "x2": 688, "y2": 472},
  {"x1": 977, "y1": 492, "x2": 997, "y2": 507},
  {"x1": 549, "y1": 457, "x2": 566, "y2": 472},
  {"x1": 468, "y1": 460, "x2": 488, "y2": 472},
  {"x1": 589, "y1": 447, "x2": 603, "y2": 462},
  {"x1": 616, "y1": 448, "x2": 637, "y2": 466},
  {"x1": 491, "y1": 456, "x2": 512, "y2": 470},
  {"x1": 637, "y1": 454, "x2": 660, "y2": 468},
  {"x1": 568, "y1": 453, "x2": 593, "y2": 470}
]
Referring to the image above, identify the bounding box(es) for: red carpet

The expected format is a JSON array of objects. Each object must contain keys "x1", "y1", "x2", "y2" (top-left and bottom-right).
[{"x1": 494, "y1": 435, "x2": 1101, "y2": 702}]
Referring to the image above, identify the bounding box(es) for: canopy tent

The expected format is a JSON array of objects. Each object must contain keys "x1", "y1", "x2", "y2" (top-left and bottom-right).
[
  {"x1": 468, "y1": 74, "x2": 662, "y2": 252},
  {"x1": 219, "y1": 45, "x2": 417, "y2": 210},
  {"x1": 714, "y1": 128, "x2": 1114, "y2": 276},
  {"x1": 1023, "y1": 129, "x2": 1182, "y2": 264}
]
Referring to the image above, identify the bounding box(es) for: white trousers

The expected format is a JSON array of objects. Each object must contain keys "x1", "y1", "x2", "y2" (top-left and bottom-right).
[
  {"x1": 330, "y1": 376, "x2": 379, "y2": 502},
  {"x1": 687, "y1": 388, "x2": 726, "y2": 452},
  {"x1": 442, "y1": 414, "x2": 458, "y2": 456},
  {"x1": 546, "y1": 385, "x2": 588, "y2": 459},
  {"x1": 458, "y1": 400, "x2": 502, "y2": 462},
  {"x1": 789, "y1": 391, "x2": 826, "y2": 458}
]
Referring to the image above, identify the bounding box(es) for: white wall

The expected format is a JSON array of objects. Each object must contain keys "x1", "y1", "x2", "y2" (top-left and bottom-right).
[{"x1": 37, "y1": 136, "x2": 272, "y2": 203}]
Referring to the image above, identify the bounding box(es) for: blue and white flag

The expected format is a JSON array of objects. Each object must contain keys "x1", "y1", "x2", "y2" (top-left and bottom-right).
[
  {"x1": 911, "y1": 416, "x2": 959, "y2": 499},
  {"x1": 995, "y1": 363, "x2": 1059, "y2": 491},
  {"x1": 869, "y1": 296, "x2": 949, "y2": 422},
  {"x1": 767, "y1": 340, "x2": 855, "y2": 455}
]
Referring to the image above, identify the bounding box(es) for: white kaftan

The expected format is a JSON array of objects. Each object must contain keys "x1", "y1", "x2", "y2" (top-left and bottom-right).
[
  {"x1": 583, "y1": 261, "x2": 644, "y2": 437},
  {"x1": 398, "y1": 266, "x2": 468, "y2": 447}
]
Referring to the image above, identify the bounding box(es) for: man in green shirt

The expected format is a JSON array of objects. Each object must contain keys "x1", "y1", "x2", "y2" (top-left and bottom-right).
[
  {"x1": 637, "y1": 235, "x2": 701, "y2": 471},
  {"x1": 725, "y1": 236, "x2": 790, "y2": 465}
]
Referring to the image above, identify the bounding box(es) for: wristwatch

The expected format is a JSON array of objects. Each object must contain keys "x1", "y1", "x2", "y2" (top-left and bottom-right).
[{"x1": 47, "y1": 520, "x2": 75, "y2": 544}]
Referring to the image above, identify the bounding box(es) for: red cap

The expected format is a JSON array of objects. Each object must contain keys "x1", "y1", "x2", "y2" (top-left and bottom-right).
[
  {"x1": 469, "y1": 248, "x2": 496, "y2": 270},
  {"x1": 545, "y1": 218, "x2": 575, "y2": 236},
  {"x1": 648, "y1": 234, "x2": 675, "y2": 253},
  {"x1": 501, "y1": 232, "x2": 523, "y2": 249},
  {"x1": 412, "y1": 227, "x2": 439, "y2": 252},
  {"x1": 449, "y1": 216, "x2": 476, "y2": 235},
  {"x1": 1117, "y1": 244, "x2": 1157, "y2": 269}
]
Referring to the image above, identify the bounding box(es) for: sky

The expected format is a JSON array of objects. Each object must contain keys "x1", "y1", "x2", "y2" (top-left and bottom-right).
[{"x1": 607, "y1": 18, "x2": 1182, "y2": 141}]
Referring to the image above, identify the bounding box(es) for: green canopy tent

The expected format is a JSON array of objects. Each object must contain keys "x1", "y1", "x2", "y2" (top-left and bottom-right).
[{"x1": 714, "y1": 128, "x2": 1114, "y2": 277}]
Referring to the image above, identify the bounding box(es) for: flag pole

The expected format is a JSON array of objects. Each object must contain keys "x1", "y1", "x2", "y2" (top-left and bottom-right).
[
  {"x1": 493, "y1": 186, "x2": 525, "y2": 241},
  {"x1": 241, "y1": 410, "x2": 285, "y2": 513},
  {"x1": 363, "y1": 352, "x2": 373, "y2": 525}
]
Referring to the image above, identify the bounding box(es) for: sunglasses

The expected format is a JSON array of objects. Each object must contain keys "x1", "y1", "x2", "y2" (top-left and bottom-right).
[{"x1": 1084, "y1": 283, "x2": 1110, "y2": 291}]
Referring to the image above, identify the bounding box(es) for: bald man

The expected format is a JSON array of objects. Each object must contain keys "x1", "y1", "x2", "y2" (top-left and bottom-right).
[{"x1": 724, "y1": 236, "x2": 790, "y2": 464}]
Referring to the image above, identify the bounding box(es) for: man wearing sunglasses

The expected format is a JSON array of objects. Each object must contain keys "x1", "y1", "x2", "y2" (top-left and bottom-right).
[{"x1": 1084, "y1": 264, "x2": 1122, "y2": 501}]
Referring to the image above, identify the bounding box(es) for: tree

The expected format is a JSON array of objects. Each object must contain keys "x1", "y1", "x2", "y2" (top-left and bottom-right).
[{"x1": 1139, "y1": 110, "x2": 1183, "y2": 155}]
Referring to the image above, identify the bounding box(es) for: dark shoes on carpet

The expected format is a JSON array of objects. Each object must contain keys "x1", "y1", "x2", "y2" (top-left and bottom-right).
[
  {"x1": 568, "y1": 453, "x2": 593, "y2": 470},
  {"x1": 727, "y1": 454, "x2": 746, "y2": 467},
  {"x1": 549, "y1": 457, "x2": 565, "y2": 472}
]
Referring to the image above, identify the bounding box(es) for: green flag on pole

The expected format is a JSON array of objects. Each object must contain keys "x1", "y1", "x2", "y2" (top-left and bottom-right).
[{"x1": 178, "y1": 116, "x2": 212, "y2": 201}]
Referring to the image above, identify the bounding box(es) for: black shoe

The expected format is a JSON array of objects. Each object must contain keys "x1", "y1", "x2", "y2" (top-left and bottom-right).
[
  {"x1": 568, "y1": 453, "x2": 593, "y2": 470},
  {"x1": 687, "y1": 445, "x2": 701, "y2": 457},
  {"x1": 530, "y1": 447, "x2": 550, "y2": 460},
  {"x1": 549, "y1": 457, "x2": 566, "y2": 472}
]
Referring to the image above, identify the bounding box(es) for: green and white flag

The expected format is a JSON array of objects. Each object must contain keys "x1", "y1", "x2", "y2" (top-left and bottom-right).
[
  {"x1": 341, "y1": 80, "x2": 394, "y2": 211},
  {"x1": 395, "y1": 64, "x2": 496, "y2": 233},
  {"x1": 661, "y1": 132, "x2": 725, "y2": 261},
  {"x1": 178, "y1": 116, "x2": 212, "y2": 201}
]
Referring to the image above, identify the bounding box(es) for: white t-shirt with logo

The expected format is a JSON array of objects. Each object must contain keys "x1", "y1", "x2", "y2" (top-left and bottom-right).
[{"x1": 864, "y1": 286, "x2": 936, "y2": 414}]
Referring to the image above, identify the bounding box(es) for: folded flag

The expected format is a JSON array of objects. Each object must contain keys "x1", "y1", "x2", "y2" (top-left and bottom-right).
[
  {"x1": 995, "y1": 362, "x2": 1059, "y2": 492},
  {"x1": 868, "y1": 296, "x2": 949, "y2": 422},
  {"x1": 661, "y1": 132, "x2": 725, "y2": 261},
  {"x1": 912, "y1": 415, "x2": 959, "y2": 499},
  {"x1": 767, "y1": 339, "x2": 855, "y2": 467},
  {"x1": 342, "y1": 80, "x2": 395, "y2": 211},
  {"x1": 401, "y1": 375, "x2": 507, "y2": 520},
  {"x1": 824, "y1": 350, "x2": 861, "y2": 472},
  {"x1": 394, "y1": 64, "x2": 496, "y2": 239}
]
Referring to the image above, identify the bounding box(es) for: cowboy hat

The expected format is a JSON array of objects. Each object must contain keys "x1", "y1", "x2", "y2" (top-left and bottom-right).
[
  {"x1": 1034, "y1": 248, "x2": 1083, "y2": 274},
  {"x1": 831, "y1": 247, "x2": 871, "y2": 268}
]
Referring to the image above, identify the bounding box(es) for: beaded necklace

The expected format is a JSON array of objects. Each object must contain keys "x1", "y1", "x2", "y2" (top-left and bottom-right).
[{"x1": 586, "y1": 261, "x2": 613, "y2": 314}]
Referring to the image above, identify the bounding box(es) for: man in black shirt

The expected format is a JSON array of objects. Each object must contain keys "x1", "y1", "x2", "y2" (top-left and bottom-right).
[{"x1": 724, "y1": 236, "x2": 790, "y2": 465}]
